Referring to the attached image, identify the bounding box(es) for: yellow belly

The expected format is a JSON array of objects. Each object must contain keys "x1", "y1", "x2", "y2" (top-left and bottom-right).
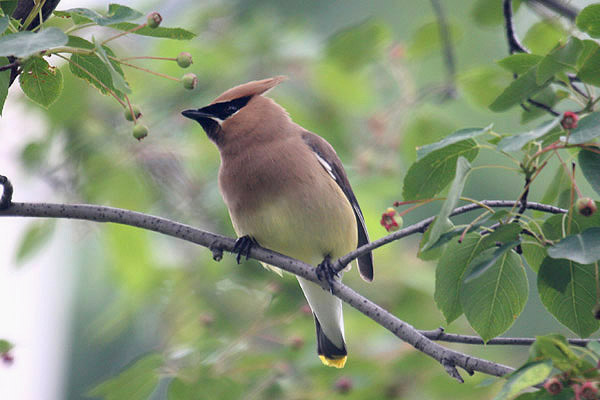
[{"x1": 228, "y1": 179, "x2": 357, "y2": 267}]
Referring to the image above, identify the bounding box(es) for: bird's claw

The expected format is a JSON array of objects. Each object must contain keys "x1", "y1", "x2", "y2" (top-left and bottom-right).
[
  {"x1": 316, "y1": 256, "x2": 338, "y2": 294},
  {"x1": 233, "y1": 235, "x2": 256, "y2": 264}
]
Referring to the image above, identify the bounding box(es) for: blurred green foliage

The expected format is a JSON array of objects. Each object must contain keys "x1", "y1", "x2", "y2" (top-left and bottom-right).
[{"x1": 5, "y1": 0, "x2": 600, "y2": 399}]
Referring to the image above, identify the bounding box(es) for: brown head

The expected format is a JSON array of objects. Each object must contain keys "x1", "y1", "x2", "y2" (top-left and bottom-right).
[{"x1": 182, "y1": 76, "x2": 290, "y2": 146}]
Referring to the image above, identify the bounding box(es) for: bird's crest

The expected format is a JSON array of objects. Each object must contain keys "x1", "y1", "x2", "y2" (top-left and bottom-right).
[{"x1": 212, "y1": 76, "x2": 287, "y2": 103}]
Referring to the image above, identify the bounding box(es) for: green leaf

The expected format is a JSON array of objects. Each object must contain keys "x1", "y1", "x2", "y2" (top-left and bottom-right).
[
  {"x1": 576, "y1": 4, "x2": 600, "y2": 38},
  {"x1": 531, "y1": 334, "x2": 579, "y2": 371},
  {"x1": 0, "y1": 339, "x2": 13, "y2": 353},
  {"x1": 461, "y1": 250, "x2": 528, "y2": 342},
  {"x1": 521, "y1": 223, "x2": 546, "y2": 273},
  {"x1": 458, "y1": 66, "x2": 514, "y2": 108},
  {"x1": 548, "y1": 228, "x2": 600, "y2": 264},
  {"x1": 577, "y1": 42, "x2": 600, "y2": 86},
  {"x1": 568, "y1": 112, "x2": 600, "y2": 144},
  {"x1": 515, "y1": 389, "x2": 575, "y2": 400},
  {"x1": 422, "y1": 157, "x2": 471, "y2": 251},
  {"x1": 497, "y1": 53, "x2": 543, "y2": 75},
  {"x1": 493, "y1": 360, "x2": 552, "y2": 400},
  {"x1": 87, "y1": 353, "x2": 163, "y2": 400},
  {"x1": 403, "y1": 139, "x2": 479, "y2": 200},
  {"x1": 579, "y1": 149, "x2": 600, "y2": 197},
  {"x1": 0, "y1": 27, "x2": 68, "y2": 57},
  {"x1": 56, "y1": 4, "x2": 143, "y2": 26},
  {"x1": 15, "y1": 220, "x2": 55, "y2": 264},
  {"x1": 93, "y1": 37, "x2": 130, "y2": 94},
  {"x1": 464, "y1": 240, "x2": 521, "y2": 282},
  {"x1": 497, "y1": 118, "x2": 560, "y2": 152},
  {"x1": 588, "y1": 340, "x2": 600, "y2": 357},
  {"x1": 416, "y1": 125, "x2": 492, "y2": 160},
  {"x1": 435, "y1": 233, "x2": 494, "y2": 323},
  {"x1": 168, "y1": 374, "x2": 244, "y2": 400},
  {"x1": 0, "y1": 57, "x2": 10, "y2": 115},
  {"x1": 523, "y1": 21, "x2": 566, "y2": 55},
  {"x1": 407, "y1": 20, "x2": 463, "y2": 59},
  {"x1": 325, "y1": 20, "x2": 390, "y2": 71},
  {"x1": 538, "y1": 257, "x2": 599, "y2": 337},
  {"x1": 489, "y1": 67, "x2": 549, "y2": 112},
  {"x1": 67, "y1": 36, "x2": 125, "y2": 98},
  {"x1": 19, "y1": 57, "x2": 63, "y2": 108},
  {"x1": 536, "y1": 38, "x2": 582, "y2": 85},
  {"x1": 0, "y1": 16, "x2": 8, "y2": 34},
  {"x1": 108, "y1": 22, "x2": 196, "y2": 40},
  {"x1": 481, "y1": 223, "x2": 523, "y2": 248}
]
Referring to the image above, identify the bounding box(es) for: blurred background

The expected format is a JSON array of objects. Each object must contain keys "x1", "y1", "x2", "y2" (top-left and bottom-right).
[{"x1": 0, "y1": 0, "x2": 598, "y2": 399}]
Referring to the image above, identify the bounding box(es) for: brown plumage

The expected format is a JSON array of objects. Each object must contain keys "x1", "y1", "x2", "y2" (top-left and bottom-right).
[{"x1": 182, "y1": 77, "x2": 373, "y2": 367}]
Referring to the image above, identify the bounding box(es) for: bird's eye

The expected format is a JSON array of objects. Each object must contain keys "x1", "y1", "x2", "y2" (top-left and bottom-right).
[{"x1": 226, "y1": 105, "x2": 238, "y2": 114}]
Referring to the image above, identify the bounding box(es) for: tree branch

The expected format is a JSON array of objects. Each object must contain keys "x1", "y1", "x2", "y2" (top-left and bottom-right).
[
  {"x1": 503, "y1": 0, "x2": 529, "y2": 54},
  {"x1": 0, "y1": 175, "x2": 518, "y2": 382},
  {"x1": 420, "y1": 328, "x2": 599, "y2": 347},
  {"x1": 526, "y1": 0, "x2": 578, "y2": 22},
  {"x1": 430, "y1": 0, "x2": 456, "y2": 99}
]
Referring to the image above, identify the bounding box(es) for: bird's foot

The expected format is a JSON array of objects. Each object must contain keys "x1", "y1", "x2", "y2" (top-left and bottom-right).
[
  {"x1": 233, "y1": 235, "x2": 257, "y2": 264},
  {"x1": 316, "y1": 256, "x2": 339, "y2": 294}
]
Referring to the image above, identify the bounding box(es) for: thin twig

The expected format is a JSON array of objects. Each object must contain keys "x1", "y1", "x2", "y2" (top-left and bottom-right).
[
  {"x1": 0, "y1": 61, "x2": 19, "y2": 72},
  {"x1": 336, "y1": 200, "x2": 567, "y2": 270},
  {"x1": 527, "y1": 99, "x2": 560, "y2": 116},
  {"x1": 430, "y1": 0, "x2": 456, "y2": 99},
  {"x1": 526, "y1": 0, "x2": 578, "y2": 22},
  {"x1": 503, "y1": 0, "x2": 529, "y2": 54}
]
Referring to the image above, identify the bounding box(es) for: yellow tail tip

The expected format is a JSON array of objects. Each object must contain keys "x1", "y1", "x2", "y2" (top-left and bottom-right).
[{"x1": 319, "y1": 355, "x2": 347, "y2": 368}]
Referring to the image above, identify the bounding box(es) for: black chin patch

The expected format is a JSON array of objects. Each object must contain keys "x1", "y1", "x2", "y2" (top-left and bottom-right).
[{"x1": 198, "y1": 118, "x2": 221, "y2": 142}]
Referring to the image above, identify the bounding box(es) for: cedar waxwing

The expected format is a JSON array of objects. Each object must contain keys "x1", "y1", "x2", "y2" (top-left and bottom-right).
[{"x1": 182, "y1": 76, "x2": 373, "y2": 368}]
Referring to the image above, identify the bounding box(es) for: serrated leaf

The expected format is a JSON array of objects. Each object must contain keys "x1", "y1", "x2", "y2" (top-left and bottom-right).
[
  {"x1": 547, "y1": 228, "x2": 600, "y2": 264},
  {"x1": 523, "y1": 21, "x2": 566, "y2": 55},
  {"x1": 498, "y1": 118, "x2": 560, "y2": 152},
  {"x1": 568, "y1": 112, "x2": 600, "y2": 144},
  {"x1": 493, "y1": 360, "x2": 552, "y2": 400},
  {"x1": 403, "y1": 139, "x2": 479, "y2": 200},
  {"x1": 579, "y1": 149, "x2": 600, "y2": 197},
  {"x1": 416, "y1": 125, "x2": 492, "y2": 159},
  {"x1": 108, "y1": 22, "x2": 196, "y2": 40},
  {"x1": 15, "y1": 220, "x2": 55, "y2": 264},
  {"x1": 490, "y1": 67, "x2": 549, "y2": 112},
  {"x1": 464, "y1": 240, "x2": 521, "y2": 282},
  {"x1": 407, "y1": 20, "x2": 463, "y2": 59},
  {"x1": 19, "y1": 57, "x2": 63, "y2": 108},
  {"x1": 536, "y1": 38, "x2": 582, "y2": 85},
  {"x1": 87, "y1": 353, "x2": 162, "y2": 400},
  {"x1": 56, "y1": 4, "x2": 143, "y2": 26},
  {"x1": 497, "y1": 53, "x2": 543, "y2": 75},
  {"x1": 0, "y1": 27, "x2": 67, "y2": 57},
  {"x1": 538, "y1": 257, "x2": 599, "y2": 337},
  {"x1": 422, "y1": 157, "x2": 471, "y2": 251},
  {"x1": 93, "y1": 37, "x2": 130, "y2": 94},
  {"x1": 435, "y1": 233, "x2": 494, "y2": 323},
  {"x1": 0, "y1": 16, "x2": 8, "y2": 34},
  {"x1": 0, "y1": 57, "x2": 9, "y2": 115},
  {"x1": 577, "y1": 42, "x2": 600, "y2": 86},
  {"x1": 576, "y1": 4, "x2": 600, "y2": 38},
  {"x1": 67, "y1": 36, "x2": 125, "y2": 98},
  {"x1": 461, "y1": 250, "x2": 528, "y2": 342}
]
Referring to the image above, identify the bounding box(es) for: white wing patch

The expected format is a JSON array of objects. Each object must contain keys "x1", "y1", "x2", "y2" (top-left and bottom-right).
[{"x1": 314, "y1": 153, "x2": 337, "y2": 181}]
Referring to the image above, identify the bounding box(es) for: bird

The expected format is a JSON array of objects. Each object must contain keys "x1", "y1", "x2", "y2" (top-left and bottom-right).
[{"x1": 181, "y1": 76, "x2": 373, "y2": 368}]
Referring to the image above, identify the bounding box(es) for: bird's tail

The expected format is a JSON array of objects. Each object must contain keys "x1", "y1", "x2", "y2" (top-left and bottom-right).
[{"x1": 296, "y1": 276, "x2": 347, "y2": 368}]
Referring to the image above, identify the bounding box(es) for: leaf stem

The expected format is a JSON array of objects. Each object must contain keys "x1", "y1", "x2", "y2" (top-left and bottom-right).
[{"x1": 101, "y1": 23, "x2": 148, "y2": 46}]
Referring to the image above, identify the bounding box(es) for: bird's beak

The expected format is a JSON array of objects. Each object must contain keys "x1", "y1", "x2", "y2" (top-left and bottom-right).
[{"x1": 181, "y1": 109, "x2": 214, "y2": 121}]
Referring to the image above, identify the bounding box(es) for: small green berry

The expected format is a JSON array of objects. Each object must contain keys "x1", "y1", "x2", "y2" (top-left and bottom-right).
[
  {"x1": 176, "y1": 52, "x2": 193, "y2": 68},
  {"x1": 124, "y1": 105, "x2": 142, "y2": 121},
  {"x1": 146, "y1": 12, "x2": 162, "y2": 29},
  {"x1": 133, "y1": 124, "x2": 148, "y2": 141},
  {"x1": 182, "y1": 73, "x2": 198, "y2": 90}
]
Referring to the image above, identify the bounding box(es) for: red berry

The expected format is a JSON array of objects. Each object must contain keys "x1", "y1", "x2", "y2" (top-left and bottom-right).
[
  {"x1": 300, "y1": 304, "x2": 312, "y2": 316},
  {"x1": 146, "y1": 12, "x2": 162, "y2": 28},
  {"x1": 577, "y1": 197, "x2": 597, "y2": 217},
  {"x1": 380, "y1": 208, "x2": 403, "y2": 232},
  {"x1": 543, "y1": 377, "x2": 563, "y2": 395},
  {"x1": 334, "y1": 377, "x2": 353, "y2": 393},
  {"x1": 577, "y1": 381, "x2": 598, "y2": 400},
  {"x1": 561, "y1": 111, "x2": 578, "y2": 130},
  {"x1": 289, "y1": 336, "x2": 304, "y2": 350},
  {"x1": 2, "y1": 352, "x2": 14, "y2": 366}
]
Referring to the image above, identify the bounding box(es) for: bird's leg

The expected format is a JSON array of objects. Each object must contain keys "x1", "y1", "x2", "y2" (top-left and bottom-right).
[
  {"x1": 233, "y1": 235, "x2": 257, "y2": 264},
  {"x1": 316, "y1": 255, "x2": 339, "y2": 294}
]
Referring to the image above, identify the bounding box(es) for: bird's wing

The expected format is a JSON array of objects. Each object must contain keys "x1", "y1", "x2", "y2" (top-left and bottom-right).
[{"x1": 301, "y1": 131, "x2": 374, "y2": 282}]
